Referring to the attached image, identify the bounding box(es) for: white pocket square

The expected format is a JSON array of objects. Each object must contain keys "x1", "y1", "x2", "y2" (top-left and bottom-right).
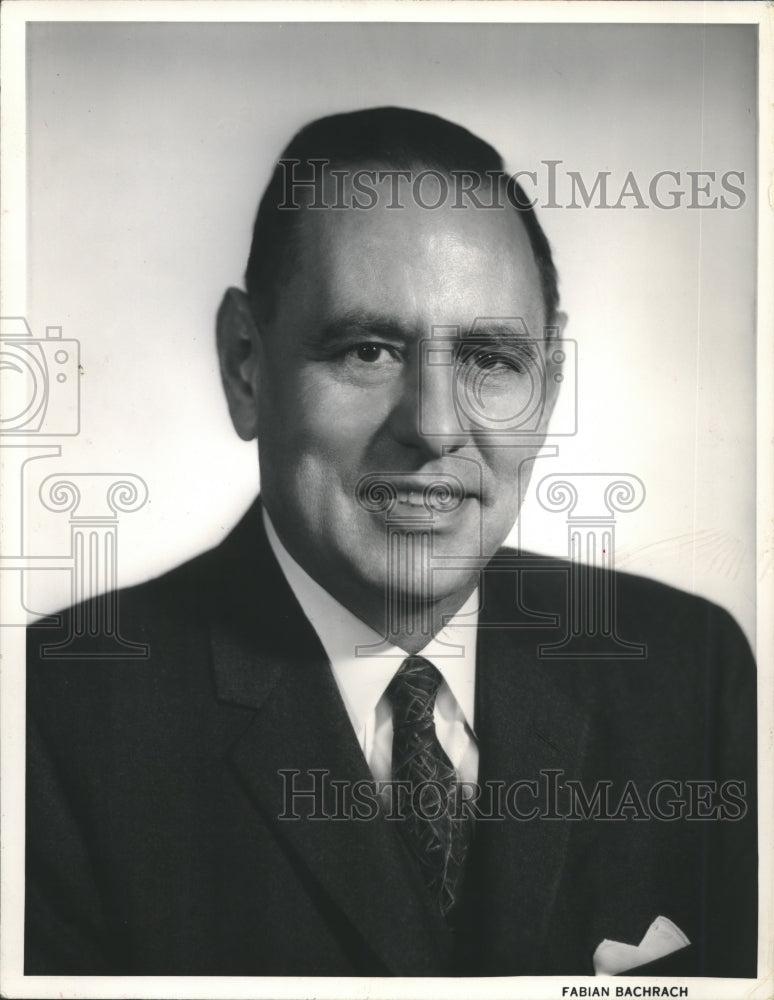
[{"x1": 593, "y1": 915, "x2": 690, "y2": 975}]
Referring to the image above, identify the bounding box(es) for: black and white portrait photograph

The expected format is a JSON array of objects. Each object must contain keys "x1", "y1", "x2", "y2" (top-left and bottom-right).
[{"x1": 0, "y1": 2, "x2": 771, "y2": 998}]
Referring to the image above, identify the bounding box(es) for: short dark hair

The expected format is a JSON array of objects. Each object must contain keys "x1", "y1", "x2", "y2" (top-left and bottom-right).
[{"x1": 245, "y1": 106, "x2": 559, "y2": 324}]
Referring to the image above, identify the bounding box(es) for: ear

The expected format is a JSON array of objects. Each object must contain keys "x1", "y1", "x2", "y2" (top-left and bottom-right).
[
  {"x1": 547, "y1": 310, "x2": 569, "y2": 339},
  {"x1": 542, "y1": 310, "x2": 569, "y2": 423},
  {"x1": 216, "y1": 288, "x2": 263, "y2": 441}
]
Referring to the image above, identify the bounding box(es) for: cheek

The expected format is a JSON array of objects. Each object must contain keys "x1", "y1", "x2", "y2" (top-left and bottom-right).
[
  {"x1": 265, "y1": 374, "x2": 383, "y2": 471},
  {"x1": 483, "y1": 445, "x2": 544, "y2": 503}
]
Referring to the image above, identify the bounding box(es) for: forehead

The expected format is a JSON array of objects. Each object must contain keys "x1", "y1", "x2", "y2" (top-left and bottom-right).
[{"x1": 274, "y1": 189, "x2": 545, "y2": 336}]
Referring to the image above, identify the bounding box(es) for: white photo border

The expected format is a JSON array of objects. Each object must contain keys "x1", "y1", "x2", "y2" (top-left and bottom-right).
[{"x1": 1, "y1": 3, "x2": 771, "y2": 999}]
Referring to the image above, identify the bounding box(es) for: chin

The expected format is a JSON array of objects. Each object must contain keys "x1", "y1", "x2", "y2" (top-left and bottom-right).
[
  {"x1": 340, "y1": 516, "x2": 494, "y2": 602},
  {"x1": 367, "y1": 558, "x2": 478, "y2": 606}
]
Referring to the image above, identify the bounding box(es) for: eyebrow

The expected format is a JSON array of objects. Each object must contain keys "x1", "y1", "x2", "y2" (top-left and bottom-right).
[
  {"x1": 319, "y1": 310, "x2": 419, "y2": 344},
  {"x1": 465, "y1": 321, "x2": 533, "y2": 343},
  {"x1": 318, "y1": 312, "x2": 536, "y2": 344}
]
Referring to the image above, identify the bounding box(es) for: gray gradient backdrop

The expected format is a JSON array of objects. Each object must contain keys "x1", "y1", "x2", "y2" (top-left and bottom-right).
[{"x1": 23, "y1": 21, "x2": 757, "y2": 643}]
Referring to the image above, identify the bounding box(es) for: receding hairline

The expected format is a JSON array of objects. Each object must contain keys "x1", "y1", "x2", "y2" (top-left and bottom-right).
[
  {"x1": 245, "y1": 107, "x2": 560, "y2": 325},
  {"x1": 251, "y1": 158, "x2": 551, "y2": 322},
  {"x1": 275, "y1": 165, "x2": 545, "y2": 313}
]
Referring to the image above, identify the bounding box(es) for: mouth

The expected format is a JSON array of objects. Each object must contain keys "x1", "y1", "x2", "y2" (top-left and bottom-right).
[
  {"x1": 396, "y1": 488, "x2": 433, "y2": 507},
  {"x1": 355, "y1": 472, "x2": 475, "y2": 517},
  {"x1": 390, "y1": 479, "x2": 473, "y2": 513}
]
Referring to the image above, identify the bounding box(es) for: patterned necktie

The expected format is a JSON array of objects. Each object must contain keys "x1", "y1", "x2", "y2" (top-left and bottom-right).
[{"x1": 387, "y1": 655, "x2": 472, "y2": 918}]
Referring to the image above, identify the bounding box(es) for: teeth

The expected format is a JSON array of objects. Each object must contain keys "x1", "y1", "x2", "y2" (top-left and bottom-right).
[{"x1": 397, "y1": 489, "x2": 425, "y2": 506}]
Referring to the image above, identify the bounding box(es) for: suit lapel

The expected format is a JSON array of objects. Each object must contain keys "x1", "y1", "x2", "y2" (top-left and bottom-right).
[
  {"x1": 203, "y1": 507, "x2": 588, "y2": 973},
  {"x1": 466, "y1": 562, "x2": 591, "y2": 973},
  {"x1": 205, "y1": 503, "x2": 451, "y2": 975}
]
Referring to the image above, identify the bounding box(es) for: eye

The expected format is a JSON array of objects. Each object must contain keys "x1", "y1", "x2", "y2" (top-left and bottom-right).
[
  {"x1": 344, "y1": 343, "x2": 401, "y2": 366},
  {"x1": 354, "y1": 344, "x2": 392, "y2": 364},
  {"x1": 332, "y1": 341, "x2": 403, "y2": 383},
  {"x1": 464, "y1": 346, "x2": 527, "y2": 375}
]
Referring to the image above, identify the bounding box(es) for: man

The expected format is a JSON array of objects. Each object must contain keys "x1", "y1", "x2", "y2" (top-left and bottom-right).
[{"x1": 26, "y1": 107, "x2": 757, "y2": 977}]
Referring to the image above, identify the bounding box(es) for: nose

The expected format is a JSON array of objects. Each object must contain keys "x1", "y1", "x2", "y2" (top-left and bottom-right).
[{"x1": 388, "y1": 356, "x2": 471, "y2": 458}]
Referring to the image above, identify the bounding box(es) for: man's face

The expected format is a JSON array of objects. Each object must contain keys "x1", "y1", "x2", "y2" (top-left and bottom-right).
[{"x1": 240, "y1": 184, "x2": 560, "y2": 609}]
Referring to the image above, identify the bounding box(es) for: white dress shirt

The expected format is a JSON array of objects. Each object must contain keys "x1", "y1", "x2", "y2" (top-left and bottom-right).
[{"x1": 263, "y1": 510, "x2": 479, "y2": 784}]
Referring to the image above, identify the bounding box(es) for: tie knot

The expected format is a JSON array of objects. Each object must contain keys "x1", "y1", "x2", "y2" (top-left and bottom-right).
[{"x1": 387, "y1": 655, "x2": 443, "y2": 724}]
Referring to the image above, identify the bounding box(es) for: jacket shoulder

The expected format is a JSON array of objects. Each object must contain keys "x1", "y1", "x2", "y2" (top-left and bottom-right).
[{"x1": 492, "y1": 546, "x2": 752, "y2": 642}]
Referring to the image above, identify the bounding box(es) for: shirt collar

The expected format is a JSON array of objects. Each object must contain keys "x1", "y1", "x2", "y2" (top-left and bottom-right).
[{"x1": 262, "y1": 509, "x2": 478, "y2": 736}]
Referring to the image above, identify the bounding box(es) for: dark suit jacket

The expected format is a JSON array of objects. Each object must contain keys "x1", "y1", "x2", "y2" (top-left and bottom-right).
[{"x1": 25, "y1": 499, "x2": 757, "y2": 976}]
